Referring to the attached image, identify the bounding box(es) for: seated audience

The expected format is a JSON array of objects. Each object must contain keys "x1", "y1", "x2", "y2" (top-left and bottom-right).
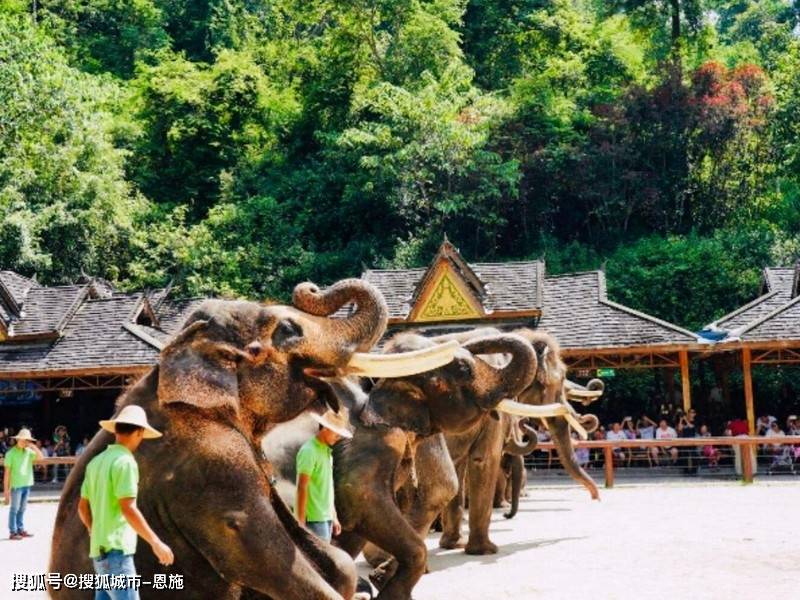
[
  {"x1": 606, "y1": 422, "x2": 629, "y2": 466},
  {"x1": 655, "y1": 419, "x2": 678, "y2": 464},
  {"x1": 699, "y1": 424, "x2": 720, "y2": 468}
]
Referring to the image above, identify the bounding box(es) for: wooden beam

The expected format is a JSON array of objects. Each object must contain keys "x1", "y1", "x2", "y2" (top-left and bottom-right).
[
  {"x1": 742, "y1": 347, "x2": 755, "y2": 435},
  {"x1": 679, "y1": 350, "x2": 691, "y2": 412}
]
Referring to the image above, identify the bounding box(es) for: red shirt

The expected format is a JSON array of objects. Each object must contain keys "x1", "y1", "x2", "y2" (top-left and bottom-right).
[{"x1": 729, "y1": 419, "x2": 749, "y2": 436}]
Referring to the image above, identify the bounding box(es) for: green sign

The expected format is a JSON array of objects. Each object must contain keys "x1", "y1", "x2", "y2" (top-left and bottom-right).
[{"x1": 596, "y1": 368, "x2": 616, "y2": 378}]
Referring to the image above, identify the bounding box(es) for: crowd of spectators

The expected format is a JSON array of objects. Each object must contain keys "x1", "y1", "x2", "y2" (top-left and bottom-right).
[{"x1": 1, "y1": 425, "x2": 91, "y2": 484}]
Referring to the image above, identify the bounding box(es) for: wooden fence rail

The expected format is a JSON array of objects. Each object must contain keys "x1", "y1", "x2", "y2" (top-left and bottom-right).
[{"x1": 535, "y1": 436, "x2": 800, "y2": 487}]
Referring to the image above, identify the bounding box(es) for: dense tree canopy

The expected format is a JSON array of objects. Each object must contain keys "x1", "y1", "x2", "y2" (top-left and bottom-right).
[{"x1": 1, "y1": 1, "x2": 800, "y2": 331}]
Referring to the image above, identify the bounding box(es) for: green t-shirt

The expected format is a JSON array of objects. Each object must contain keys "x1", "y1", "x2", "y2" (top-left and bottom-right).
[
  {"x1": 4, "y1": 446, "x2": 36, "y2": 489},
  {"x1": 295, "y1": 436, "x2": 334, "y2": 522},
  {"x1": 80, "y1": 444, "x2": 139, "y2": 558}
]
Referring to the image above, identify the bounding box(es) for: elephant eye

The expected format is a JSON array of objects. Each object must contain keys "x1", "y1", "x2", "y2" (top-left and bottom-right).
[
  {"x1": 272, "y1": 319, "x2": 304, "y2": 350},
  {"x1": 450, "y1": 358, "x2": 472, "y2": 379}
]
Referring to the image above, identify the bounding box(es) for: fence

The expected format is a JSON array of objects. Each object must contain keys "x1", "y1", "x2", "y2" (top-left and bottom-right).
[{"x1": 534, "y1": 436, "x2": 800, "y2": 487}]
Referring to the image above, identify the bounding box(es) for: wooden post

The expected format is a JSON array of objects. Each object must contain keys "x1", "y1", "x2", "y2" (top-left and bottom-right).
[
  {"x1": 741, "y1": 441, "x2": 754, "y2": 484},
  {"x1": 679, "y1": 350, "x2": 691, "y2": 413},
  {"x1": 742, "y1": 347, "x2": 755, "y2": 435},
  {"x1": 603, "y1": 446, "x2": 615, "y2": 488}
]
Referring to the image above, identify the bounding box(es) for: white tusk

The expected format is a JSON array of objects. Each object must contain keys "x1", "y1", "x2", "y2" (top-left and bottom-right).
[
  {"x1": 497, "y1": 400, "x2": 590, "y2": 440},
  {"x1": 347, "y1": 340, "x2": 460, "y2": 378},
  {"x1": 496, "y1": 400, "x2": 569, "y2": 419}
]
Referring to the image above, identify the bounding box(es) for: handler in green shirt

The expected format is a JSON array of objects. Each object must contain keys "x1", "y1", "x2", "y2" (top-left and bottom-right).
[
  {"x1": 295, "y1": 410, "x2": 352, "y2": 542},
  {"x1": 3, "y1": 428, "x2": 44, "y2": 540},
  {"x1": 78, "y1": 405, "x2": 174, "y2": 600}
]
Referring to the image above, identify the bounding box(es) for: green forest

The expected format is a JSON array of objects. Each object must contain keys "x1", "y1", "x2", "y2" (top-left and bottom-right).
[{"x1": 2, "y1": 0, "x2": 800, "y2": 332}]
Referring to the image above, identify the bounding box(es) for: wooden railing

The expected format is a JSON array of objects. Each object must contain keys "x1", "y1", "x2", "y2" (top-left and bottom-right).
[
  {"x1": 535, "y1": 436, "x2": 800, "y2": 487},
  {"x1": 0, "y1": 456, "x2": 79, "y2": 466}
]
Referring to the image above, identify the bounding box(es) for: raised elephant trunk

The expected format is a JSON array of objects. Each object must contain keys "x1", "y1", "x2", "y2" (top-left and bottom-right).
[
  {"x1": 503, "y1": 418, "x2": 538, "y2": 456},
  {"x1": 293, "y1": 278, "x2": 388, "y2": 352},
  {"x1": 462, "y1": 334, "x2": 537, "y2": 401}
]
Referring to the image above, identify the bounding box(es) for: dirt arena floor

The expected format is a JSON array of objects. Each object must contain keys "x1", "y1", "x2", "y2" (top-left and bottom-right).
[{"x1": 2, "y1": 482, "x2": 798, "y2": 599}]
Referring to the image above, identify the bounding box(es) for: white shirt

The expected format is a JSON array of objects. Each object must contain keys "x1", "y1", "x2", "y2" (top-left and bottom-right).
[
  {"x1": 639, "y1": 425, "x2": 655, "y2": 440},
  {"x1": 656, "y1": 426, "x2": 677, "y2": 440},
  {"x1": 606, "y1": 430, "x2": 627, "y2": 442}
]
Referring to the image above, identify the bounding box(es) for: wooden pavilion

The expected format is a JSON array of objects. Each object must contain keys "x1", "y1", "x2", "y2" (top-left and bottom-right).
[
  {"x1": 354, "y1": 240, "x2": 702, "y2": 412},
  {"x1": 703, "y1": 264, "x2": 800, "y2": 433},
  {"x1": 0, "y1": 271, "x2": 202, "y2": 438}
]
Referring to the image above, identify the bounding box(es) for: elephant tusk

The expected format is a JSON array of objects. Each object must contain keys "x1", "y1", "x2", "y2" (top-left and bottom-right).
[
  {"x1": 496, "y1": 400, "x2": 569, "y2": 419},
  {"x1": 497, "y1": 400, "x2": 590, "y2": 440},
  {"x1": 347, "y1": 340, "x2": 460, "y2": 378}
]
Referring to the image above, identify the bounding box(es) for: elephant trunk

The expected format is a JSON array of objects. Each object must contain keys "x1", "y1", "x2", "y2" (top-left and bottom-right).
[
  {"x1": 503, "y1": 418, "x2": 538, "y2": 456},
  {"x1": 544, "y1": 416, "x2": 600, "y2": 501},
  {"x1": 503, "y1": 455, "x2": 525, "y2": 519},
  {"x1": 463, "y1": 334, "x2": 537, "y2": 401},
  {"x1": 293, "y1": 278, "x2": 388, "y2": 353}
]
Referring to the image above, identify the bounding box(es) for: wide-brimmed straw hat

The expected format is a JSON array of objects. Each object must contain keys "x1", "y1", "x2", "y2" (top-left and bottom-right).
[
  {"x1": 310, "y1": 410, "x2": 353, "y2": 439},
  {"x1": 11, "y1": 428, "x2": 36, "y2": 442},
  {"x1": 99, "y1": 405, "x2": 162, "y2": 439}
]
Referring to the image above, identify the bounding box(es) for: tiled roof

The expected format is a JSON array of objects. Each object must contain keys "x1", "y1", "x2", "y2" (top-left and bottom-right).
[
  {"x1": 362, "y1": 260, "x2": 543, "y2": 320},
  {"x1": 739, "y1": 295, "x2": 800, "y2": 342},
  {"x1": 0, "y1": 272, "x2": 200, "y2": 375},
  {"x1": 710, "y1": 266, "x2": 797, "y2": 332},
  {"x1": 0, "y1": 271, "x2": 36, "y2": 306},
  {"x1": 538, "y1": 272, "x2": 698, "y2": 350},
  {"x1": 11, "y1": 285, "x2": 87, "y2": 338}
]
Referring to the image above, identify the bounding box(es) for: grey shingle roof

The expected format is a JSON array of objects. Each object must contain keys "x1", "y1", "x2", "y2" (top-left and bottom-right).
[
  {"x1": 0, "y1": 272, "x2": 201, "y2": 375},
  {"x1": 710, "y1": 266, "x2": 797, "y2": 332},
  {"x1": 538, "y1": 272, "x2": 698, "y2": 350},
  {"x1": 12, "y1": 286, "x2": 87, "y2": 337},
  {"x1": 362, "y1": 260, "x2": 543, "y2": 320},
  {"x1": 0, "y1": 271, "x2": 36, "y2": 306},
  {"x1": 739, "y1": 294, "x2": 800, "y2": 342}
]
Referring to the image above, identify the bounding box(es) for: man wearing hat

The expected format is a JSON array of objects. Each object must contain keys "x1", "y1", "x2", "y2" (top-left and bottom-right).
[
  {"x1": 295, "y1": 410, "x2": 352, "y2": 542},
  {"x1": 3, "y1": 428, "x2": 44, "y2": 540},
  {"x1": 77, "y1": 405, "x2": 174, "y2": 597}
]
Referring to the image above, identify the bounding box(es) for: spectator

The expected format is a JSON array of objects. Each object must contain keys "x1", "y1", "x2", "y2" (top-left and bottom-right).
[
  {"x1": 764, "y1": 421, "x2": 786, "y2": 450},
  {"x1": 590, "y1": 426, "x2": 606, "y2": 468},
  {"x1": 606, "y1": 422, "x2": 629, "y2": 466},
  {"x1": 572, "y1": 432, "x2": 590, "y2": 468},
  {"x1": 52, "y1": 425, "x2": 71, "y2": 483},
  {"x1": 75, "y1": 436, "x2": 90, "y2": 456},
  {"x1": 787, "y1": 416, "x2": 800, "y2": 436},
  {"x1": 699, "y1": 424, "x2": 720, "y2": 469},
  {"x1": 679, "y1": 409, "x2": 699, "y2": 474},
  {"x1": 636, "y1": 415, "x2": 659, "y2": 464},
  {"x1": 729, "y1": 417, "x2": 757, "y2": 476},
  {"x1": 655, "y1": 419, "x2": 679, "y2": 464},
  {"x1": 755, "y1": 414, "x2": 777, "y2": 436},
  {"x1": 622, "y1": 417, "x2": 637, "y2": 440}
]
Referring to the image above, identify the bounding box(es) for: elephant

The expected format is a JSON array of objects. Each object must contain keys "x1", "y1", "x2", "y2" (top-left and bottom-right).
[
  {"x1": 264, "y1": 331, "x2": 541, "y2": 600},
  {"x1": 361, "y1": 328, "x2": 603, "y2": 570},
  {"x1": 49, "y1": 279, "x2": 447, "y2": 600}
]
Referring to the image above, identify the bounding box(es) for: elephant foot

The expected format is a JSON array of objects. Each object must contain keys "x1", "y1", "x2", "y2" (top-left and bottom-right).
[
  {"x1": 493, "y1": 499, "x2": 511, "y2": 509},
  {"x1": 464, "y1": 539, "x2": 498, "y2": 555},
  {"x1": 369, "y1": 558, "x2": 398, "y2": 591},
  {"x1": 438, "y1": 533, "x2": 466, "y2": 549}
]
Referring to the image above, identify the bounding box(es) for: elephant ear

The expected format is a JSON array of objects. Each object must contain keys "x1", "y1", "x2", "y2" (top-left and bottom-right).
[
  {"x1": 157, "y1": 318, "x2": 242, "y2": 413},
  {"x1": 359, "y1": 381, "x2": 432, "y2": 436}
]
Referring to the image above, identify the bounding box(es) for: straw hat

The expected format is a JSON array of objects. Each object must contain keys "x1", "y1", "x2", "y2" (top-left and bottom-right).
[
  {"x1": 99, "y1": 405, "x2": 162, "y2": 439},
  {"x1": 310, "y1": 410, "x2": 353, "y2": 439},
  {"x1": 11, "y1": 428, "x2": 36, "y2": 442}
]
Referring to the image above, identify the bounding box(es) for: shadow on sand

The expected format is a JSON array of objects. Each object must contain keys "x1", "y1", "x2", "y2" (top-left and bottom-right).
[{"x1": 426, "y1": 536, "x2": 587, "y2": 571}]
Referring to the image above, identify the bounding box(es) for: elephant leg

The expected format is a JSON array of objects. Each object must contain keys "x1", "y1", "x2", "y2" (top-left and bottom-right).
[
  {"x1": 439, "y1": 457, "x2": 467, "y2": 549},
  {"x1": 356, "y1": 498, "x2": 427, "y2": 600},
  {"x1": 464, "y1": 450, "x2": 501, "y2": 555},
  {"x1": 335, "y1": 529, "x2": 367, "y2": 559}
]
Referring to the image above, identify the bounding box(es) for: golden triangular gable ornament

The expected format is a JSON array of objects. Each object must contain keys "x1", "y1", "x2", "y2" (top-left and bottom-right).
[{"x1": 414, "y1": 269, "x2": 482, "y2": 322}]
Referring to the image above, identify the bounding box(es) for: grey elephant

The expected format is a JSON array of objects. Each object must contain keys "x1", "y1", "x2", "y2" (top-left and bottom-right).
[
  {"x1": 49, "y1": 279, "x2": 445, "y2": 600},
  {"x1": 264, "y1": 331, "x2": 541, "y2": 600}
]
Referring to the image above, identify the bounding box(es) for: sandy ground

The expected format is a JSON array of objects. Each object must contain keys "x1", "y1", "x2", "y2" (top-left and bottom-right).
[{"x1": 2, "y1": 482, "x2": 798, "y2": 599}]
